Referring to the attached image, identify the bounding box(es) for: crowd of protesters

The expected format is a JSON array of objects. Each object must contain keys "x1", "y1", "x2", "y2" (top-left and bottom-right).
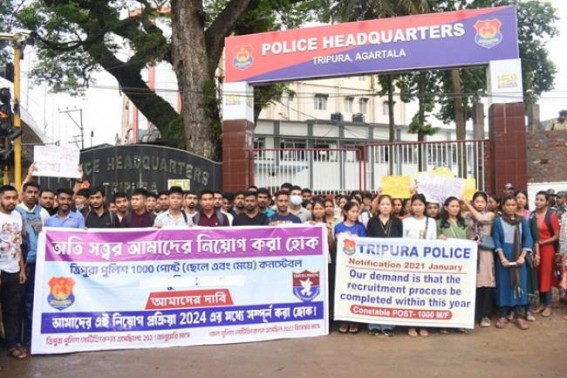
[{"x1": 1, "y1": 162, "x2": 567, "y2": 359}]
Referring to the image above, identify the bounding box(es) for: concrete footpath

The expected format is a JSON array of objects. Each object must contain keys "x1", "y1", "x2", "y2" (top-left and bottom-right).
[{"x1": 1, "y1": 309, "x2": 566, "y2": 378}]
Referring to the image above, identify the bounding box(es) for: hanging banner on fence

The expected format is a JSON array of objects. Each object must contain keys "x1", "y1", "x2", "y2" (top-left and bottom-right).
[
  {"x1": 334, "y1": 235, "x2": 477, "y2": 329},
  {"x1": 225, "y1": 6, "x2": 519, "y2": 84},
  {"x1": 417, "y1": 173, "x2": 465, "y2": 205},
  {"x1": 381, "y1": 176, "x2": 411, "y2": 199},
  {"x1": 32, "y1": 225, "x2": 328, "y2": 354}
]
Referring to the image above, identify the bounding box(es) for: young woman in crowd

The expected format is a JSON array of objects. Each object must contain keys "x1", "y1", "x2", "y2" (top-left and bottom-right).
[
  {"x1": 492, "y1": 196, "x2": 534, "y2": 330},
  {"x1": 366, "y1": 194, "x2": 404, "y2": 337},
  {"x1": 437, "y1": 196, "x2": 470, "y2": 334},
  {"x1": 515, "y1": 190, "x2": 530, "y2": 220},
  {"x1": 530, "y1": 191, "x2": 560, "y2": 317},
  {"x1": 426, "y1": 201, "x2": 441, "y2": 220},
  {"x1": 403, "y1": 193, "x2": 437, "y2": 337},
  {"x1": 402, "y1": 198, "x2": 412, "y2": 219},
  {"x1": 334, "y1": 201, "x2": 366, "y2": 334},
  {"x1": 393, "y1": 198, "x2": 405, "y2": 219},
  {"x1": 462, "y1": 192, "x2": 496, "y2": 328},
  {"x1": 488, "y1": 194, "x2": 502, "y2": 215}
]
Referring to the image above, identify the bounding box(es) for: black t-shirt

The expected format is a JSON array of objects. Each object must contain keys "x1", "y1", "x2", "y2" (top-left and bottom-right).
[
  {"x1": 233, "y1": 212, "x2": 269, "y2": 226},
  {"x1": 366, "y1": 215, "x2": 404, "y2": 238},
  {"x1": 120, "y1": 211, "x2": 155, "y2": 228},
  {"x1": 85, "y1": 208, "x2": 118, "y2": 228}
]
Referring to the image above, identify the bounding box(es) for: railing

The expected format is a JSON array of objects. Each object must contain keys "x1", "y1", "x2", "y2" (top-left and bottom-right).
[
  {"x1": 250, "y1": 139, "x2": 489, "y2": 193},
  {"x1": 250, "y1": 148, "x2": 363, "y2": 194}
]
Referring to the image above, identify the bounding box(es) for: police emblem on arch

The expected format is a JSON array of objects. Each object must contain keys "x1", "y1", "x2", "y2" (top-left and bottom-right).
[
  {"x1": 474, "y1": 19, "x2": 503, "y2": 49},
  {"x1": 47, "y1": 277, "x2": 76, "y2": 311},
  {"x1": 293, "y1": 270, "x2": 320, "y2": 302},
  {"x1": 233, "y1": 46, "x2": 254, "y2": 70}
]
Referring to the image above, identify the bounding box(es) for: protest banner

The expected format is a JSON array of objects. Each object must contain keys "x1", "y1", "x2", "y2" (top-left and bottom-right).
[
  {"x1": 33, "y1": 145, "x2": 81, "y2": 178},
  {"x1": 334, "y1": 235, "x2": 477, "y2": 329},
  {"x1": 381, "y1": 176, "x2": 411, "y2": 199},
  {"x1": 32, "y1": 225, "x2": 328, "y2": 354}
]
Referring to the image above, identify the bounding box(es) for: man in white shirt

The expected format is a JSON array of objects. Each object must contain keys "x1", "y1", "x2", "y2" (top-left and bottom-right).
[{"x1": 0, "y1": 185, "x2": 27, "y2": 359}]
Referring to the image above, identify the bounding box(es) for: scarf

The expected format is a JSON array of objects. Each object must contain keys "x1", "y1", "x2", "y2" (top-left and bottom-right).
[{"x1": 500, "y1": 213, "x2": 523, "y2": 297}]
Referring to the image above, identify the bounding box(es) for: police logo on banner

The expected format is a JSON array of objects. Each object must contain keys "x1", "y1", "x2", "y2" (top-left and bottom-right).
[
  {"x1": 342, "y1": 237, "x2": 357, "y2": 256},
  {"x1": 233, "y1": 46, "x2": 254, "y2": 70},
  {"x1": 474, "y1": 19, "x2": 503, "y2": 49},
  {"x1": 47, "y1": 277, "x2": 76, "y2": 311},
  {"x1": 293, "y1": 270, "x2": 320, "y2": 302}
]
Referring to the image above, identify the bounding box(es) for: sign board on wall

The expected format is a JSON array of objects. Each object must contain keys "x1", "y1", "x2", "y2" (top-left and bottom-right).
[{"x1": 225, "y1": 6, "x2": 519, "y2": 84}]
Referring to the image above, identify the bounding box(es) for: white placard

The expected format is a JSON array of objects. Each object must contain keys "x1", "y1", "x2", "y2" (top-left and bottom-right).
[
  {"x1": 33, "y1": 146, "x2": 81, "y2": 178},
  {"x1": 417, "y1": 173, "x2": 465, "y2": 205}
]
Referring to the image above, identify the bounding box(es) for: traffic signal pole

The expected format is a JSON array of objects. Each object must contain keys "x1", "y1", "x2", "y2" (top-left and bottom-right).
[{"x1": 13, "y1": 45, "x2": 22, "y2": 190}]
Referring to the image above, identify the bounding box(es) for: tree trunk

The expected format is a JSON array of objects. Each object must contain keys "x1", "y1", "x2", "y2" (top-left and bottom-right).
[
  {"x1": 451, "y1": 68, "x2": 466, "y2": 140},
  {"x1": 171, "y1": 0, "x2": 216, "y2": 159}
]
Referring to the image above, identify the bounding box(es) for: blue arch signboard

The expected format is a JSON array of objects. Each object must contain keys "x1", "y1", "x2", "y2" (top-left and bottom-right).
[{"x1": 225, "y1": 6, "x2": 519, "y2": 84}]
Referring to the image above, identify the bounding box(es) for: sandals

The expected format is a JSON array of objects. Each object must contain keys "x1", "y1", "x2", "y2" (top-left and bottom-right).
[
  {"x1": 495, "y1": 317, "x2": 509, "y2": 329},
  {"x1": 419, "y1": 329, "x2": 429, "y2": 337},
  {"x1": 407, "y1": 328, "x2": 418, "y2": 337},
  {"x1": 348, "y1": 324, "x2": 360, "y2": 334},
  {"x1": 541, "y1": 307, "x2": 552, "y2": 317},
  {"x1": 515, "y1": 318, "x2": 529, "y2": 330},
  {"x1": 338, "y1": 323, "x2": 349, "y2": 334},
  {"x1": 8, "y1": 347, "x2": 27, "y2": 360}
]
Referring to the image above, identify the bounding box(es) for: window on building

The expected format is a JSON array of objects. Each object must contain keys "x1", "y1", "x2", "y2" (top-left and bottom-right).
[
  {"x1": 314, "y1": 94, "x2": 328, "y2": 111},
  {"x1": 382, "y1": 101, "x2": 389, "y2": 116},
  {"x1": 359, "y1": 98, "x2": 369, "y2": 114},
  {"x1": 280, "y1": 139, "x2": 307, "y2": 160},
  {"x1": 344, "y1": 97, "x2": 354, "y2": 113}
]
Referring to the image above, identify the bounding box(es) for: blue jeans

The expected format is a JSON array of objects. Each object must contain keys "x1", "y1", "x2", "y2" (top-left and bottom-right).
[
  {"x1": 1, "y1": 271, "x2": 23, "y2": 349},
  {"x1": 20, "y1": 264, "x2": 35, "y2": 348},
  {"x1": 368, "y1": 323, "x2": 394, "y2": 331},
  {"x1": 540, "y1": 291, "x2": 552, "y2": 306}
]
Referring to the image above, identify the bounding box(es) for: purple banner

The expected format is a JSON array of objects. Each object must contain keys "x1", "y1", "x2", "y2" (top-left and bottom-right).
[{"x1": 44, "y1": 225, "x2": 324, "y2": 262}]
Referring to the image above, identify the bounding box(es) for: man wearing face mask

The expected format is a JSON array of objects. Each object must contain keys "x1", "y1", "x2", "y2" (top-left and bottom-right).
[
  {"x1": 74, "y1": 188, "x2": 91, "y2": 218},
  {"x1": 289, "y1": 185, "x2": 312, "y2": 223}
]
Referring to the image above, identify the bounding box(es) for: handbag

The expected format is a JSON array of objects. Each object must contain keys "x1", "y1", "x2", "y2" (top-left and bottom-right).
[{"x1": 479, "y1": 234, "x2": 495, "y2": 250}]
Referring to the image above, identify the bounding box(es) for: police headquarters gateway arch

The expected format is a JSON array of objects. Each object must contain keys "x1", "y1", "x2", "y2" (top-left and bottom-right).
[{"x1": 221, "y1": 6, "x2": 522, "y2": 191}]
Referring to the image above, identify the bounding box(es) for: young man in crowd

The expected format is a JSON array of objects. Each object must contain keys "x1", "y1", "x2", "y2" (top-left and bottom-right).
[
  {"x1": 16, "y1": 182, "x2": 49, "y2": 354},
  {"x1": 233, "y1": 191, "x2": 246, "y2": 216},
  {"x1": 233, "y1": 191, "x2": 269, "y2": 226},
  {"x1": 84, "y1": 186, "x2": 118, "y2": 228},
  {"x1": 113, "y1": 192, "x2": 130, "y2": 223},
  {"x1": 146, "y1": 192, "x2": 158, "y2": 214},
  {"x1": 183, "y1": 190, "x2": 199, "y2": 222},
  {"x1": 268, "y1": 191, "x2": 302, "y2": 225},
  {"x1": 120, "y1": 188, "x2": 155, "y2": 227},
  {"x1": 193, "y1": 189, "x2": 228, "y2": 227},
  {"x1": 153, "y1": 187, "x2": 190, "y2": 228},
  {"x1": 46, "y1": 188, "x2": 85, "y2": 228},
  {"x1": 213, "y1": 190, "x2": 233, "y2": 226},
  {"x1": 222, "y1": 192, "x2": 236, "y2": 216},
  {"x1": 257, "y1": 187, "x2": 275, "y2": 218},
  {"x1": 39, "y1": 188, "x2": 57, "y2": 215},
  {"x1": 156, "y1": 190, "x2": 170, "y2": 213},
  {"x1": 74, "y1": 188, "x2": 91, "y2": 218},
  {"x1": 0, "y1": 185, "x2": 27, "y2": 359},
  {"x1": 288, "y1": 185, "x2": 312, "y2": 222}
]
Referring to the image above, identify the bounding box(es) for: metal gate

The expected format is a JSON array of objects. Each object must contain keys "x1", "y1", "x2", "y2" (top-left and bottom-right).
[{"x1": 250, "y1": 139, "x2": 489, "y2": 193}]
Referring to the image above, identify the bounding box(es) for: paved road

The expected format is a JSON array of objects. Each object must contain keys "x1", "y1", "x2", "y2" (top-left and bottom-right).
[{"x1": 1, "y1": 310, "x2": 566, "y2": 378}]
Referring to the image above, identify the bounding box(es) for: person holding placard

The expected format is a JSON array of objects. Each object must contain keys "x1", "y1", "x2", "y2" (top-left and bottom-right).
[
  {"x1": 403, "y1": 193, "x2": 436, "y2": 337},
  {"x1": 462, "y1": 192, "x2": 496, "y2": 328},
  {"x1": 492, "y1": 196, "x2": 534, "y2": 331}
]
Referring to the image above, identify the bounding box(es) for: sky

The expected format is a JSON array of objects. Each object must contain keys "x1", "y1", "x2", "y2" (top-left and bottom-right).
[{"x1": 16, "y1": 0, "x2": 567, "y2": 147}]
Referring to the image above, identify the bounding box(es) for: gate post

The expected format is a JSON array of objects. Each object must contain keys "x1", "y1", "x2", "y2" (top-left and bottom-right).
[
  {"x1": 488, "y1": 102, "x2": 527, "y2": 194},
  {"x1": 222, "y1": 82, "x2": 255, "y2": 192}
]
